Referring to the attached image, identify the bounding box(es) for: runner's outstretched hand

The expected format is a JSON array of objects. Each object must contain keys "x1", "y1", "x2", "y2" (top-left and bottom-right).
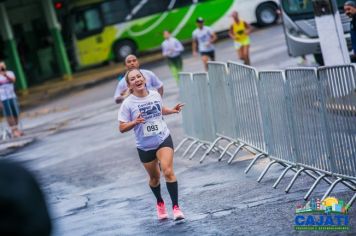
[{"x1": 172, "y1": 103, "x2": 185, "y2": 113}]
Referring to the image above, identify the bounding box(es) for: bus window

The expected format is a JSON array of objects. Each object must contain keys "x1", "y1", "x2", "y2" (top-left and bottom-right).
[
  {"x1": 172, "y1": 0, "x2": 195, "y2": 9},
  {"x1": 282, "y1": 0, "x2": 312, "y2": 15},
  {"x1": 101, "y1": 0, "x2": 130, "y2": 25},
  {"x1": 128, "y1": 0, "x2": 170, "y2": 19},
  {"x1": 282, "y1": 0, "x2": 348, "y2": 16},
  {"x1": 74, "y1": 8, "x2": 103, "y2": 39}
]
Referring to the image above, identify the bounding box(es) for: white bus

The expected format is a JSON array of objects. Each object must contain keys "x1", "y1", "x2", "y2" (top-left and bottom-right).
[{"x1": 280, "y1": 0, "x2": 351, "y2": 65}]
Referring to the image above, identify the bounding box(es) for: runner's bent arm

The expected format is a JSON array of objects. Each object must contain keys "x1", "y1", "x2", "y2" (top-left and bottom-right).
[
  {"x1": 210, "y1": 31, "x2": 218, "y2": 44},
  {"x1": 119, "y1": 114, "x2": 145, "y2": 133},
  {"x1": 228, "y1": 25, "x2": 235, "y2": 39},
  {"x1": 192, "y1": 38, "x2": 197, "y2": 55},
  {"x1": 244, "y1": 22, "x2": 252, "y2": 35},
  {"x1": 157, "y1": 86, "x2": 164, "y2": 97},
  {"x1": 147, "y1": 70, "x2": 164, "y2": 96}
]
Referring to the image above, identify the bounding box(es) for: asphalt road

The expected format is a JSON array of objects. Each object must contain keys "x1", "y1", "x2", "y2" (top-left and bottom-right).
[{"x1": 3, "y1": 24, "x2": 355, "y2": 236}]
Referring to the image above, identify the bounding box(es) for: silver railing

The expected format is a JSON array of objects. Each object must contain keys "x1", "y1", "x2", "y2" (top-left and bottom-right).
[{"x1": 177, "y1": 62, "x2": 356, "y2": 208}]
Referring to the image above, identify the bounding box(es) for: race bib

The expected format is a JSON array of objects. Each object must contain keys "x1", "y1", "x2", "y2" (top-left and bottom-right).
[{"x1": 143, "y1": 119, "x2": 163, "y2": 137}]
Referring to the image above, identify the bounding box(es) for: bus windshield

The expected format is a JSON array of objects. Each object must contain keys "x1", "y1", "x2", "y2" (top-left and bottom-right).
[{"x1": 281, "y1": 0, "x2": 348, "y2": 19}]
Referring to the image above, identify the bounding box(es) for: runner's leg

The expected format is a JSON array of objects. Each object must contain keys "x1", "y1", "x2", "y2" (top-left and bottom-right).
[
  {"x1": 156, "y1": 147, "x2": 178, "y2": 206},
  {"x1": 201, "y1": 55, "x2": 209, "y2": 71},
  {"x1": 243, "y1": 45, "x2": 250, "y2": 65},
  {"x1": 143, "y1": 159, "x2": 163, "y2": 203}
]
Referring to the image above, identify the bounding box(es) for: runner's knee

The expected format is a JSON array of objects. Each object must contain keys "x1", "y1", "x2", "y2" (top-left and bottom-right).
[
  {"x1": 149, "y1": 176, "x2": 160, "y2": 186},
  {"x1": 163, "y1": 168, "x2": 175, "y2": 180}
]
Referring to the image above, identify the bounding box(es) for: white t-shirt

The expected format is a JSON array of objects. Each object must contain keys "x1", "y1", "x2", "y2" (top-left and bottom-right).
[
  {"x1": 118, "y1": 90, "x2": 170, "y2": 151},
  {"x1": 114, "y1": 69, "x2": 163, "y2": 101},
  {"x1": 0, "y1": 71, "x2": 16, "y2": 101},
  {"x1": 161, "y1": 37, "x2": 184, "y2": 58},
  {"x1": 192, "y1": 26, "x2": 215, "y2": 52}
]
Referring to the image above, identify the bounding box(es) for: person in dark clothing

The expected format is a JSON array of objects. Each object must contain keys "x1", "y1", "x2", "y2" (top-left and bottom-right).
[
  {"x1": 344, "y1": 1, "x2": 356, "y2": 61},
  {"x1": 0, "y1": 160, "x2": 52, "y2": 236}
]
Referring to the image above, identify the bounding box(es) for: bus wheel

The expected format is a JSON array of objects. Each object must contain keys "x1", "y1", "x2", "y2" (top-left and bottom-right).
[
  {"x1": 256, "y1": 3, "x2": 278, "y2": 26},
  {"x1": 114, "y1": 40, "x2": 137, "y2": 61},
  {"x1": 313, "y1": 53, "x2": 324, "y2": 66}
]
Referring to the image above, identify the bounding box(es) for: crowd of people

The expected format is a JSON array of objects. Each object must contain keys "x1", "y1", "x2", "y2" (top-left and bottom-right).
[{"x1": 160, "y1": 12, "x2": 252, "y2": 81}]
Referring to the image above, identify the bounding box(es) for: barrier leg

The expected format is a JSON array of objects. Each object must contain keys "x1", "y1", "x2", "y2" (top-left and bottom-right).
[
  {"x1": 273, "y1": 165, "x2": 294, "y2": 189},
  {"x1": 321, "y1": 177, "x2": 343, "y2": 201},
  {"x1": 303, "y1": 174, "x2": 327, "y2": 201},
  {"x1": 285, "y1": 167, "x2": 305, "y2": 193},
  {"x1": 346, "y1": 192, "x2": 356, "y2": 210},
  {"x1": 244, "y1": 153, "x2": 265, "y2": 174},
  {"x1": 257, "y1": 160, "x2": 279, "y2": 183},
  {"x1": 175, "y1": 137, "x2": 191, "y2": 153},
  {"x1": 227, "y1": 143, "x2": 245, "y2": 164},
  {"x1": 218, "y1": 141, "x2": 236, "y2": 161},
  {"x1": 303, "y1": 170, "x2": 321, "y2": 182},
  {"x1": 341, "y1": 180, "x2": 356, "y2": 191},
  {"x1": 182, "y1": 140, "x2": 199, "y2": 158},
  {"x1": 200, "y1": 137, "x2": 223, "y2": 162},
  {"x1": 189, "y1": 143, "x2": 204, "y2": 160}
]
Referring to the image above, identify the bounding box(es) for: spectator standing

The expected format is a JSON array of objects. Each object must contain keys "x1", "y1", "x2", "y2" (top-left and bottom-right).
[
  {"x1": 192, "y1": 17, "x2": 218, "y2": 71},
  {"x1": 0, "y1": 61, "x2": 23, "y2": 138},
  {"x1": 114, "y1": 55, "x2": 164, "y2": 104},
  {"x1": 161, "y1": 30, "x2": 184, "y2": 84},
  {"x1": 229, "y1": 11, "x2": 251, "y2": 65},
  {"x1": 344, "y1": 1, "x2": 356, "y2": 61}
]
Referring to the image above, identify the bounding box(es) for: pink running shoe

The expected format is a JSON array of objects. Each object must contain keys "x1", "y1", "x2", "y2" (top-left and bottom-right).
[
  {"x1": 173, "y1": 205, "x2": 185, "y2": 221},
  {"x1": 156, "y1": 202, "x2": 168, "y2": 220}
]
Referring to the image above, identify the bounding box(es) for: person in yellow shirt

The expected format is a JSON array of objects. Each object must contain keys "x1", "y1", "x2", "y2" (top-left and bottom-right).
[{"x1": 229, "y1": 11, "x2": 252, "y2": 65}]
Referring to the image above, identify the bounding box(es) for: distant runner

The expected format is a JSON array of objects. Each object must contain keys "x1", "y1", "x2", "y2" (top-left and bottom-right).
[
  {"x1": 192, "y1": 17, "x2": 218, "y2": 71},
  {"x1": 229, "y1": 11, "x2": 251, "y2": 65},
  {"x1": 161, "y1": 30, "x2": 184, "y2": 83},
  {"x1": 114, "y1": 55, "x2": 163, "y2": 104}
]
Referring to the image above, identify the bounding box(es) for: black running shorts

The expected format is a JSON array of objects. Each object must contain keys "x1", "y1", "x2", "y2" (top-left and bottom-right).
[
  {"x1": 137, "y1": 135, "x2": 174, "y2": 163},
  {"x1": 200, "y1": 50, "x2": 215, "y2": 61}
]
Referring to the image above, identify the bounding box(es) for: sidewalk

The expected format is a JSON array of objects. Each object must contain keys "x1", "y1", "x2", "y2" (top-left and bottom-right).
[
  {"x1": 17, "y1": 53, "x2": 163, "y2": 110},
  {"x1": 0, "y1": 54, "x2": 163, "y2": 155}
]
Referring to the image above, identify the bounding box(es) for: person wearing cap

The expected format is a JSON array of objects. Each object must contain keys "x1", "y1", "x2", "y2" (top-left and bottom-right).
[
  {"x1": 192, "y1": 17, "x2": 218, "y2": 71},
  {"x1": 344, "y1": 1, "x2": 356, "y2": 60},
  {"x1": 161, "y1": 30, "x2": 184, "y2": 84},
  {"x1": 114, "y1": 55, "x2": 164, "y2": 104},
  {"x1": 229, "y1": 11, "x2": 251, "y2": 65}
]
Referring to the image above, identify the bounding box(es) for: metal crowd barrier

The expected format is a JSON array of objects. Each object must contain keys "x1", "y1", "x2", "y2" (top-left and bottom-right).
[
  {"x1": 175, "y1": 73, "x2": 195, "y2": 153},
  {"x1": 317, "y1": 65, "x2": 356, "y2": 205},
  {"x1": 199, "y1": 62, "x2": 239, "y2": 163},
  {"x1": 176, "y1": 72, "x2": 216, "y2": 159},
  {"x1": 227, "y1": 62, "x2": 267, "y2": 168},
  {"x1": 177, "y1": 62, "x2": 356, "y2": 208},
  {"x1": 256, "y1": 71, "x2": 298, "y2": 187}
]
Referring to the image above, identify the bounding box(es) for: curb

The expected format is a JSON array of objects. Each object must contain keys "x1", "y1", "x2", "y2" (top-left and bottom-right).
[{"x1": 0, "y1": 137, "x2": 36, "y2": 156}]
